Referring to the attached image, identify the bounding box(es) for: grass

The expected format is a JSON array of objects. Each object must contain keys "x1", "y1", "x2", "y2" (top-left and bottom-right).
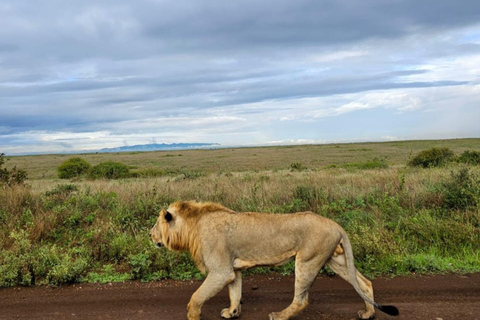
[
  {"x1": 4, "y1": 138, "x2": 480, "y2": 180},
  {"x1": 1, "y1": 139, "x2": 480, "y2": 287}
]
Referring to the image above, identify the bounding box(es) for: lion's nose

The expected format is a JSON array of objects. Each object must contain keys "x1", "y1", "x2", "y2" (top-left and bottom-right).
[{"x1": 156, "y1": 242, "x2": 163, "y2": 248}]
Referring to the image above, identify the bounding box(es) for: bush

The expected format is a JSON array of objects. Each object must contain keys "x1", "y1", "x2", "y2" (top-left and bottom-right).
[
  {"x1": 129, "y1": 252, "x2": 152, "y2": 280},
  {"x1": 290, "y1": 163, "x2": 306, "y2": 171},
  {"x1": 457, "y1": 150, "x2": 480, "y2": 165},
  {"x1": 0, "y1": 153, "x2": 27, "y2": 186},
  {"x1": 46, "y1": 251, "x2": 89, "y2": 286},
  {"x1": 84, "y1": 264, "x2": 131, "y2": 283},
  {"x1": 441, "y1": 167, "x2": 480, "y2": 210},
  {"x1": 88, "y1": 161, "x2": 130, "y2": 179},
  {"x1": 57, "y1": 157, "x2": 91, "y2": 179},
  {"x1": 408, "y1": 147, "x2": 454, "y2": 168},
  {"x1": 45, "y1": 184, "x2": 79, "y2": 197}
]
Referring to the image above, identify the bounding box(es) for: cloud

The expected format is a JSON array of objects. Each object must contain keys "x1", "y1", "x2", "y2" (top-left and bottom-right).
[{"x1": 1, "y1": 0, "x2": 480, "y2": 154}]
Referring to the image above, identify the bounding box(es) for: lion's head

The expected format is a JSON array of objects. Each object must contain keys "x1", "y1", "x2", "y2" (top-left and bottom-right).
[
  {"x1": 149, "y1": 209, "x2": 170, "y2": 249},
  {"x1": 149, "y1": 201, "x2": 231, "y2": 267}
]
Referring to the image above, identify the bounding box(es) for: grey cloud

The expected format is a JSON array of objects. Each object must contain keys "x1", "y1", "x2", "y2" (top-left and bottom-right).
[
  {"x1": 142, "y1": 0, "x2": 480, "y2": 49},
  {"x1": 1, "y1": 0, "x2": 480, "y2": 154}
]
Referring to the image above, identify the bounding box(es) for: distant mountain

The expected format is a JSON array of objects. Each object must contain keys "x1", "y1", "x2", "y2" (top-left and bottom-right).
[{"x1": 99, "y1": 143, "x2": 220, "y2": 153}]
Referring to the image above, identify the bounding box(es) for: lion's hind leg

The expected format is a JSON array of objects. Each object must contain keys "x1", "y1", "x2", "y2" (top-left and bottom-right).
[
  {"x1": 221, "y1": 271, "x2": 242, "y2": 319},
  {"x1": 269, "y1": 255, "x2": 325, "y2": 320},
  {"x1": 326, "y1": 252, "x2": 376, "y2": 320}
]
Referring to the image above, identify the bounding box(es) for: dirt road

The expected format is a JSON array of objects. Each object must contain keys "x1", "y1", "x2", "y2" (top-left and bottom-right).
[{"x1": 1, "y1": 273, "x2": 479, "y2": 320}]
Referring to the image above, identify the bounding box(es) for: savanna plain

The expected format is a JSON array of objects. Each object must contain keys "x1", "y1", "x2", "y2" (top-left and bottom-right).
[{"x1": 1, "y1": 139, "x2": 480, "y2": 319}]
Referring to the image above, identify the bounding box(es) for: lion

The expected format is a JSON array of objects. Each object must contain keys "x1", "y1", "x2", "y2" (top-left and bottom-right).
[{"x1": 150, "y1": 201, "x2": 399, "y2": 320}]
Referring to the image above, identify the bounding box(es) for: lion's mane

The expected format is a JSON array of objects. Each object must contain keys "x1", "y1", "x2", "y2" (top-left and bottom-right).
[{"x1": 161, "y1": 201, "x2": 233, "y2": 272}]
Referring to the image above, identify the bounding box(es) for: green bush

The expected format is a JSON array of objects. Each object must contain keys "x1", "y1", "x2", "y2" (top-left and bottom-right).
[
  {"x1": 46, "y1": 251, "x2": 89, "y2": 286},
  {"x1": 129, "y1": 252, "x2": 152, "y2": 280},
  {"x1": 45, "y1": 184, "x2": 79, "y2": 197},
  {"x1": 84, "y1": 264, "x2": 131, "y2": 284},
  {"x1": 441, "y1": 167, "x2": 480, "y2": 210},
  {"x1": 290, "y1": 163, "x2": 306, "y2": 171},
  {"x1": 408, "y1": 147, "x2": 455, "y2": 168},
  {"x1": 88, "y1": 161, "x2": 130, "y2": 179},
  {"x1": 57, "y1": 157, "x2": 91, "y2": 179},
  {"x1": 457, "y1": 150, "x2": 480, "y2": 165},
  {"x1": 0, "y1": 153, "x2": 27, "y2": 186}
]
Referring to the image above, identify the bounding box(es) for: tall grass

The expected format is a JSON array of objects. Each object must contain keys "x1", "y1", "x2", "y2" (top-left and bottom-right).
[{"x1": 1, "y1": 161, "x2": 480, "y2": 287}]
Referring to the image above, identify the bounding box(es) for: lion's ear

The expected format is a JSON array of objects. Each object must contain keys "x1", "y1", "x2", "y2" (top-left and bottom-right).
[{"x1": 165, "y1": 211, "x2": 173, "y2": 222}]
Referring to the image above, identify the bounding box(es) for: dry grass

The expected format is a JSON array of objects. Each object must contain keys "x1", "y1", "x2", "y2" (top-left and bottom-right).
[{"x1": 24, "y1": 165, "x2": 467, "y2": 214}]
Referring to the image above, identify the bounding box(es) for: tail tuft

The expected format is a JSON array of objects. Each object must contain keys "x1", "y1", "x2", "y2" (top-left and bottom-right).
[{"x1": 377, "y1": 304, "x2": 399, "y2": 316}]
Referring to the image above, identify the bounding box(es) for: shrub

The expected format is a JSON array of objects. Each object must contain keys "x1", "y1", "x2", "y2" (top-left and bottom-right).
[
  {"x1": 84, "y1": 264, "x2": 131, "y2": 284},
  {"x1": 129, "y1": 252, "x2": 152, "y2": 281},
  {"x1": 408, "y1": 147, "x2": 454, "y2": 168},
  {"x1": 45, "y1": 184, "x2": 79, "y2": 197},
  {"x1": 88, "y1": 161, "x2": 130, "y2": 179},
  {"x1": 290, "y1": 163, "x2": 306, "y2": 171},
  {"x1": 457, "y1": 150, "x2": 480, "y2": 165},
  {"x1": 0, "y1": 153, "x2": 28, "y2": 186},
  {"x1": 441, "y1": 167, "x2": 480, "y2": 210},
  {"x1": 57, "y1": 157, "x2": 91, "y2": 179},
  {"x1": 46, "y1": 251, "x2": 89, "y2": 286}
]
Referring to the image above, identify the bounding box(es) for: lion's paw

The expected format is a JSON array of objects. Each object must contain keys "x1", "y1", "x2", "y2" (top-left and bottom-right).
[
  {"x1": 187, "y1": 314, "x2": 201, "y2": 320},
  {"x1": 187, "y1": 302, "x2": 201, "y2": 320},
  {"x1": 357, "y1": 310, "x2": 375, "y2": 320},
  {"x1": 268, "y1": 312, "x2": 287, "y2": 320},
  {"x1": 221, "y1": 306, "x2": 241, "y2": 319}
]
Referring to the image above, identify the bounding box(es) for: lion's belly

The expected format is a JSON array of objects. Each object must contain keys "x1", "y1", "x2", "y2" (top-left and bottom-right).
[
  {"x1": 232, "y1": 251, "x2": 296, "y2": 270},
  {"x1": 227, "y1": 214, "x2": 310, "y2": 269}
]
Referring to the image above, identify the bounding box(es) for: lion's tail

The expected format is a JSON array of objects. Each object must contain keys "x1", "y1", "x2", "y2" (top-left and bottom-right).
[{"x1": 339, "y1": 229, "x2": 399, "y2": 317}]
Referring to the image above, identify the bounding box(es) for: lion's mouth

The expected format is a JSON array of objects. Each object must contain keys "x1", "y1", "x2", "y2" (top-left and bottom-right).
[{"x1": 156, "y1": 242, "x2": 164, "y2": 248}]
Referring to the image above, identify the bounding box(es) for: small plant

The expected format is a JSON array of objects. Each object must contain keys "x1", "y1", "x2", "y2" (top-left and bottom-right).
[
  {"x1": 290, "y1": 162, "x2": 306, "y2": 171},
  {"x1": 46, "y1": 250, "x2": 89, "y2": 286},
  {"x1": 343, "y1": 158, "x2": 388, "y2": 170},
  {"x1": 408, "y1": 147, "x2": 454, "y2": 168},
  {"x1": 0, "y1": 153, "x2": 27, "y2": 186},
  {"x1": 45, "y1": 184, "x2": 79, "y2": 197},
  {"x1": 84, "y1": 265, "x2": 131, "y2": 284},
  {"x1": 129, "y1": 252, "x2": 152, "y2": 281},
  {"x1": 88, "y1": 161, "x2": 130, "y2": 179},
  {"x1": 132, "y1": 168, "x2": 166, "y2": 178},
  {"x1": 457, "y1": 150, "x2": 480, "y2": 165},
  {"x1": 57, "y1": 157, "x2": 91, "y2": 179}
]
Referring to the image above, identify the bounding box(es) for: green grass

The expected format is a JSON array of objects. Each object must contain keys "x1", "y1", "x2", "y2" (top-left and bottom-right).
[{"x1": 1, "y1": 139, "x2": 480, "y2": 287}]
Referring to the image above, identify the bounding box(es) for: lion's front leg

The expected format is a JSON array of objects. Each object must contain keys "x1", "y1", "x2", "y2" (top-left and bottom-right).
[
  {"x1": 221, "y1": 271, "x2": 242, "y2": 319},
  {"x1": 187, "y1": 272, "x2": 236, "y2": 320}
]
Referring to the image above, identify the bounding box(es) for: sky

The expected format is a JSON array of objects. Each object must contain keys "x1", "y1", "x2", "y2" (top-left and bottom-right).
[{"x1": 1, "y1": 0, "x2": 480, "y2": 155}]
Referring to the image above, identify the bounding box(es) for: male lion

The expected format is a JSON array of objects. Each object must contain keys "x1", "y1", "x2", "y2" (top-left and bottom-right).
[{"x1": 150, "y1": 201, "x2": 399, "y2": 320}]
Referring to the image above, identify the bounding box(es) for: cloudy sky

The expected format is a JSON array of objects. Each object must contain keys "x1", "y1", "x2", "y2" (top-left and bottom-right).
[{"x1": 1, "y1": 0, "x2": 480, "y2": 155}]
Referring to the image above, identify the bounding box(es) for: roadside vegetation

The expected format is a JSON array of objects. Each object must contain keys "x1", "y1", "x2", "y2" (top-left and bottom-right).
[{"x1": 1, "y1": 141, "x2": 479, "y2": 287}]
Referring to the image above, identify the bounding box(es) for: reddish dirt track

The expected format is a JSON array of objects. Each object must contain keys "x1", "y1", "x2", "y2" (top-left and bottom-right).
[{"x1": 1, "y1": 273, "x2": 480, "y2": 320}]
